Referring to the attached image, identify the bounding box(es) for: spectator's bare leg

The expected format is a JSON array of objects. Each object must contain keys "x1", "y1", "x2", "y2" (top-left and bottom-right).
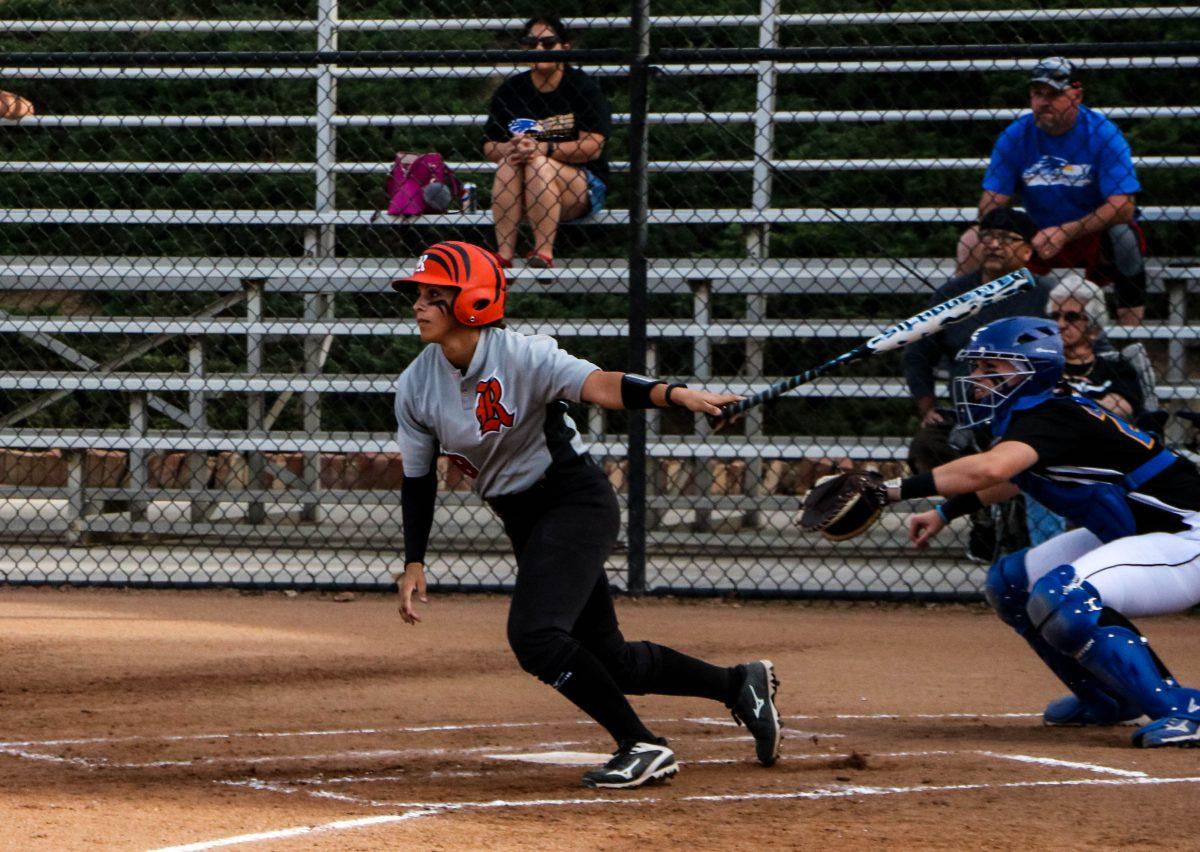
[
  {"x1": 954, "y1": 226, "x2": 985, "y2": 275},
  {"x1": 492, "y1": 159, "x2": 525, "y2": 262},
  {"x1": 524, "y1": 156, "x2": 589, "y2": 262}
]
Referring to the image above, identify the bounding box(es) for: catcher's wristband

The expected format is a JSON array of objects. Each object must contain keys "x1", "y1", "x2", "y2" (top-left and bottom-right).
[
  {"x1": 898, "y1": 472, "x2": 937, "y2": 500},
  {"x1": 937, "y1": 492, "x2": 984, "y2": 523}
]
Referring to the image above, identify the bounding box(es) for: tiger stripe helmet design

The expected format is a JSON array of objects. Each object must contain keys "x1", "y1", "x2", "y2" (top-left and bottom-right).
[{"x1": 391, "y1": 241, "x2": 507, "y2": 326}]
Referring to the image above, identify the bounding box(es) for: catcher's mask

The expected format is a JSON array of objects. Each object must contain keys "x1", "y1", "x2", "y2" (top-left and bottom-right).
[
  {"x1": 391, "y1": 241, "x2": 506, "y2": 327},
  {"x1": 800, "y1": 474, "x2": 883, "y2": 541},
  {"x1": 953, "y1": 316, "x2": 1063, "y2": 430}
]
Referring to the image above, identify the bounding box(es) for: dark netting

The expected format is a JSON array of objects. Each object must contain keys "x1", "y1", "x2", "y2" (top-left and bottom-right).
[{"x1": 0, "y1": 3, "x2": 1196, "y2": 596}]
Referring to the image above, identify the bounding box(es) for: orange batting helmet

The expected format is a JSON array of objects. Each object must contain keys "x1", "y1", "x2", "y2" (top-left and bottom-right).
[{"x1": 391, "y1": 241, "x2": 507, "y2": 327}]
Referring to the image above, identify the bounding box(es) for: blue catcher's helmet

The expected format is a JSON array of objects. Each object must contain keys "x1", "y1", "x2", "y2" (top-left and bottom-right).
[{"x1": 953, "y1": 316, "x2": 1064, "y2": 430}]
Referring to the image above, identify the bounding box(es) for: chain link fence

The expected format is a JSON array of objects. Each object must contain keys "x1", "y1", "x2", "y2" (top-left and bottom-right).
[{"x1": 0, "y1": 3, "x2": 1197, "y2": 596}]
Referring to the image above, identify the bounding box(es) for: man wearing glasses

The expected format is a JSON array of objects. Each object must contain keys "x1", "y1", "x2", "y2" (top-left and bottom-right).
[
  {"x1": 955, "y1": 58, "x2": 1146, "y2": 327},
  {"x1": 905, "y1": 208, "x2": 1054, "y2": 560}
]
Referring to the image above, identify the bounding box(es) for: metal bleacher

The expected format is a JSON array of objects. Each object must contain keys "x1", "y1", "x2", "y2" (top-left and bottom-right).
[{"x1": 1, "y1": 8, "x2": 1197, "y2": 576}]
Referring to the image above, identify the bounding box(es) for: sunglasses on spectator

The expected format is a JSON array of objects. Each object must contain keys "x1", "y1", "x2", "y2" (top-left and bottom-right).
[
  {"x1": 978, "y1": 229, "x2": 1027, "y2": 245},
  {"x1": 1049, "y1": 310, "x2": 1087, "y2": 323},
  {"x1": 520, "y1": 36, "x2": 562, "y2": 48}
]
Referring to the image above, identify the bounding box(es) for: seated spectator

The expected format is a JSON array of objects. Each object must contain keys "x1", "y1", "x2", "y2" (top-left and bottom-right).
[
  {"x1": 0, "y1": 89, "x2": 35, "y2": 120},
  {"x1": 904, "y1": 207, "x2": 1054, "y2": 560},
  {"x1": 955, "y1": 57, "x2": 1147, "y2": 326},
  {"x1": 483, "y1": 15, "x2": 611, "y2": 269},
  {"x1": 1049, "y1": 273, "x2": 1144, "y2": 419}
]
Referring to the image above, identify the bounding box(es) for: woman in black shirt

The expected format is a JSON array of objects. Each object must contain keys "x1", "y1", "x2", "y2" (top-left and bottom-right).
[
  {"x1": 483, "y1": 16, "x2": 612, "y2": 269},
  {"x1": 1049, "y1": 274, "x2": 1144, "y2": 418}
]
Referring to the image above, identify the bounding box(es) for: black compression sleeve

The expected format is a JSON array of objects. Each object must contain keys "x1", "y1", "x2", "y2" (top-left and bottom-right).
[{"x1": 401, "y1": 471, "x2": 438, "y2": 565}]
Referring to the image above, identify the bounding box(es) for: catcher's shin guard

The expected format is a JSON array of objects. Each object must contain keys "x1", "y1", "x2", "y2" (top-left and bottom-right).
[
  {"x1": 987, "y1": 552, "x2": 1137, "y2": 726},
  {"x1": 1029, "y1": 565, "x2": 1200, "y2": 725}
]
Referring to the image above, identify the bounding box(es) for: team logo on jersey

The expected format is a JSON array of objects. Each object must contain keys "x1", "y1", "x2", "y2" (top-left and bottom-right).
[
  {"x1": 475, "y1": 377, "x2": 515, "y2": 435},
  {"x1": 1023, "y1": 155, "x2": 1093, "y2": 188}
]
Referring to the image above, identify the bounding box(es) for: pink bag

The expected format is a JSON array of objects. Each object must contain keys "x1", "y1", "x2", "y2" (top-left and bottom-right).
[{"x1": 385, "y1": 152, "x2": 463, "y2": 216}]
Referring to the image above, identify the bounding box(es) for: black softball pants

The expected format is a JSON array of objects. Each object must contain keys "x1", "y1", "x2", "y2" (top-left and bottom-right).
[{"x1": 488, "y1": 456, "x2": 737, "y2": 745}]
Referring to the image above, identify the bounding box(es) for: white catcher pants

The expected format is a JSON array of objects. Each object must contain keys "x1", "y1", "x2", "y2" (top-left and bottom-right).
[{"x1": 1023, "y1": 523, "x2": 1200, "y2": 618}]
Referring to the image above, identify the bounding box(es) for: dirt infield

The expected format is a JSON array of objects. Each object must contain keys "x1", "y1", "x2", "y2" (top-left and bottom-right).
[{"x1": 1, "y1": 587, "x2": 1197, "y2": 850}]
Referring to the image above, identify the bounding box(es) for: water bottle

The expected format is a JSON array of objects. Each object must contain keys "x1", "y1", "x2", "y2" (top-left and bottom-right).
[{"x1": 461, "y1": 182, "x2": 478, "y2": 213}]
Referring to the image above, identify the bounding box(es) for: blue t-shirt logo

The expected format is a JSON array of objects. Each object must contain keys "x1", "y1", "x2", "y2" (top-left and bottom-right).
[{"x1": 1022, "y1": 156, "x2": 1094, "y2": 188}]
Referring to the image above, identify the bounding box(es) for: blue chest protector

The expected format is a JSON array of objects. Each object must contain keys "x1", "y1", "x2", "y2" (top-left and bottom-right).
[{"x1": 996, "y1": 393, "x2": 1176, "y2": 543}]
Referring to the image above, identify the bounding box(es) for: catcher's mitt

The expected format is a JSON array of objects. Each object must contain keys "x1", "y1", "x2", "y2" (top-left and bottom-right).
[{"x1": 797, "y1": 471, "x2": 888, "y2": 541}]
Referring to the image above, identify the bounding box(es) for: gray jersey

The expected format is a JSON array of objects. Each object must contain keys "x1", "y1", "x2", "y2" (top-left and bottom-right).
[{"x1": 394, "y1": 327, "x2": 599, "y2": 498}]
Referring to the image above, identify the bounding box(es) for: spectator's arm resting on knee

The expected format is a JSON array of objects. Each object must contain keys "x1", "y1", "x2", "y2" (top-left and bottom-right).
[
  {"x1": 542, "y1": 131, "x2": 605, "y2": 165},
  {"x1": 976, "y1": 190, "x2": 1010, "y2": 221},
  {"x1": 0, "y1": 90, "x2": 35, "y2": 120},
  {"x1": 1032, "y1": 193, "x2": 1136, "y2": 260}
]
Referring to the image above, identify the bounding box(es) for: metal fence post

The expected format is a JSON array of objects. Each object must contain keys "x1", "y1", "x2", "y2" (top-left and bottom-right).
[
  {"x1": 740, "y1": 0, "x2": 780, "y2": 530},
  {"x1": 187, "y1": 339, "x2": 212, "y2": 523},
  {"x1": 626, "y1": 0, "x2": 652, "y2": 596},
  {"x1": 245, "y1": 281, "x2": 266, "y2": 525},
  {"x1": 301, "y1": 0, "x2": 340, "y2": 524},
  {"x1": 128, "y1": 392, "x2": 148, "y2": 523}
]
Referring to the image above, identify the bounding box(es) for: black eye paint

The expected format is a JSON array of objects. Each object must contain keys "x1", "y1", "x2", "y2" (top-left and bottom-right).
[{"x1": 428, "y1": 298, "x2": 452, "y2": 315}]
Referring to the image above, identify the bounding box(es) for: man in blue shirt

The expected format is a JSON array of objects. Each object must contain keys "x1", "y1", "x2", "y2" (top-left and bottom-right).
[{"x1": 955, "y1": 58, "x2": 1146, "y2": 326}]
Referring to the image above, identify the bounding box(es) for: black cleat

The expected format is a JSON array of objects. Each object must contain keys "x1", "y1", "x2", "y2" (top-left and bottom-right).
[
  {"x1": 731, "y1": 659, "x2": 782, "y2": 767},
  {"x1": 581, "y1": 740, "x2": 678, "y2": 789}
]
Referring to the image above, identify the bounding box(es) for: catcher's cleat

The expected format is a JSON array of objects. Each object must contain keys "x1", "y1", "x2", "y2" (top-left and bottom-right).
[
  {"x1": 1043, "y1": 694, "x2": 1145, "y2": 727},
  {"x1": 731, "y1": 660, "x2": 783, "y2": 767},
  {"x1": 582, "y1": 740, "x2": 678, "y2": 789},
  {"x1": 1132, "y1": 716, "x2": 1200, "y2": 748},
  {"x1": 798, "y1": 472, "x2": 887, "y2": 541}
]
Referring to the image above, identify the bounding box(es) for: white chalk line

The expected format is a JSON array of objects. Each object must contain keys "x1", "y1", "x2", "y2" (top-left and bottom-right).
[
  {"x1": 0, "y1": 721, "x2": 576, "y2": 749},
  {"x1": 0, "y1": 739, "x2": 589, "y2": 771},
  {"x1": 0, "y1": 710, "x2": 1042, "y2": 750},
  {"x1": 150, "y1": 810, "x2": 446, "y2": 852},
  {"x1": 713, "y1": 730, "x2": 846, "y2": 741},
  {"x1": 976, "y1": 751, "x2": 1149, "y2": 778},
  {"x1": 165, "y1": 774, "x2": 1200, "y2": 851}
]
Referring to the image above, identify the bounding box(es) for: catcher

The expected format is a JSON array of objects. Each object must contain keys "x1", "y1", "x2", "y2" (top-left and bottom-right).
[{"x1": 799, "y1": 316, "x2": 1200, "y2": 748}]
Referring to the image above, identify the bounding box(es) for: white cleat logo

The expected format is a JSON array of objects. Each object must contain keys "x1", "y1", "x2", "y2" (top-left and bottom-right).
[
  {"x1": 610, "y1": 758, "x2": 642, "y2": 780},
  {"x1": 1188, "y1": 698, "x2": 1200, "y2": 714},
  {"x1": 749, "y1": 685, "x2": 765, "y2": 718},
  {"x1": 1164, "y1": 719, "x2": 1193, "y2": 733}
]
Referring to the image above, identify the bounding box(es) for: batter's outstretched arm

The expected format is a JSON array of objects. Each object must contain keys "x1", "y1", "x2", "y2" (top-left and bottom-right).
[{"x1": 580, "y1": 370, "x2": 741, "y2": 416}]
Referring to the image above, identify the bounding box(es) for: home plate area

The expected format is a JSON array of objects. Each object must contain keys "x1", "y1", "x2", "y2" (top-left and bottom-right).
[{"x1": 9, "y1": 709, "x2": 1198, "y2": 849}]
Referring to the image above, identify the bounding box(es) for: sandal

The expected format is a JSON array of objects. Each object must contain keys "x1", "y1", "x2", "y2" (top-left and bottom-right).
[
  {"x1": 525, "y1": 251, "x2": 555, "y2": 269},
  {"x1": 493, "y1": 252, "x2": 513, "y2": 269}
]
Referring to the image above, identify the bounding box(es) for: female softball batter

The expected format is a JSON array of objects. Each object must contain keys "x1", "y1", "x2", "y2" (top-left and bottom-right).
[{"x1": 391, "y1": 241, "x2": 782, "y2": 789}]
